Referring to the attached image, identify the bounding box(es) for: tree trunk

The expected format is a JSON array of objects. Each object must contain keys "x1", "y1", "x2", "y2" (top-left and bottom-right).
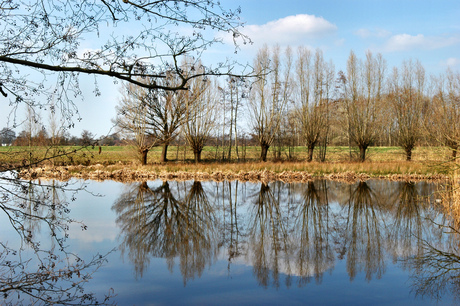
[
  {"x1": 452, "y1": 147, "x2": 458, "y2": 159},
  {"x1": 160, "y1": 144, "x2": 169, "y2": 162},
  {"x1": 307, "y1": 145, "x2": 315, "y2": 162},
  {"x1": 194, "y1": 150, "x2": 202, "y2": 163},
  {"x1": 139, "y1": 181, "x2": 149, "y2": 191},
  {"x1": 235, "y1": 130, "x2": 239, "y2": 161},
  {"x1": 318, "y1": 136, "x2": 327, "y2": 162},
  {"x1": 140, "y1": 148, "x2": 148, "y2": 165},
  {"x1": 260, "y1": 144, "x2": 269, "y2": 162},
  {"x1": 405, "y1": 147, "x2": 412, "y2": 161},
  {"x1": 359, "y1": 145, "x2": 367, "y2": 162}
]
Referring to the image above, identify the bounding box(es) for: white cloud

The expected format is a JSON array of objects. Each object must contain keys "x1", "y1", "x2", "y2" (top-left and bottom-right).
[
  {"x1": 442, "y1": 57, "x2": 460, "y2": 68},
  {"x1": 241, "y1": 14, "x2": 337, "y2": 46},
  {"x1": 355, "y1": 28, "x2": 391, "y2": 39},
  {"x1": 384, "y1": 34, "x2": 460, "y2": 52},
  {"x1": 335, "y1": 38, "x2": 346, "y2": 46}
]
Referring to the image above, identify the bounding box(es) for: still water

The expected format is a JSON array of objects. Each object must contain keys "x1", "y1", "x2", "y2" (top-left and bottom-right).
[{"x1": 2, "y1": 178, "x2": 460, "y2": 305}]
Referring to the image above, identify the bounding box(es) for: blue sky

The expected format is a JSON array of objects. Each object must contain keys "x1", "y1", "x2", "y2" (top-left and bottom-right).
[
  {"x1": 3, "y1": 0, "x2": 459, "y2": 137},
  {"x1": 221, "y1": 0, "x2": 460, "y2": 73}
]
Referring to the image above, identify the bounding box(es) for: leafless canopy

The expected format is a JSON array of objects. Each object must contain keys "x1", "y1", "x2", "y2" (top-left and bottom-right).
[{"x1": 0, "y1": 0, "x2": 249, "y2": 124}]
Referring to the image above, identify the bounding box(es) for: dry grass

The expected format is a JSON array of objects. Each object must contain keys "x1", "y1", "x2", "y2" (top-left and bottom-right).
[
  {"x1": 18, "y1": 159, "x2": 450, "y2": 184},
  {"x1": 144, "y1": 160, "x2": 445, "y2": 176},
  {"x1": 3, "y1": 145, "x2": 457, "y2": 181},
  {"x1": 437, "y1": 169, "x2": 460, "y2": 225}
]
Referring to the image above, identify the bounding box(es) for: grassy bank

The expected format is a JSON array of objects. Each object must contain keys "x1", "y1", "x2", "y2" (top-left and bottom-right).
[{"x1": 2, "y1": 145, "x2": 456, "y2": 179}]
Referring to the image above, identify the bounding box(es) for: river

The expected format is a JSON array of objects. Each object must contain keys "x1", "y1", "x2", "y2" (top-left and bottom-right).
[{"x1": 1, "y1": 178, "x2": 459, "y2": 305}]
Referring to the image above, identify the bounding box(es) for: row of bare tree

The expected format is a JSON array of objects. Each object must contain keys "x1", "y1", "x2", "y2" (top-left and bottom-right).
[
  {"x1": 114, "y1": 46, "x2": 460, "y2": 164},
  {"x1": 113, "y1": 58, "x2": 219, "y2": 164},
  {"x1": 251, "y1": 46, "x2": 460, "y2": 162}
]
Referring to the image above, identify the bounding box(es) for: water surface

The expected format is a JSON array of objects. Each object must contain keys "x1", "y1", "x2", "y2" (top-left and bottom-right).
[{"x1": 2, "y1": 179, "x2": 459, "y2": 305}]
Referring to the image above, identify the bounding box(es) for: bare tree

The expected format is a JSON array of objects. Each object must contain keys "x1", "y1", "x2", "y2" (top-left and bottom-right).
[
  {"x1": 318, "y1": 58, "x2": 336, "y2": 162},
  {"x1": 430, "y1": 69, "x2": 460, "y2": 159},
  {"x1": 388, "y1": 60, "x2": 426, "y2": 161},
  {"x1": 48, "y1": 98, "x2": 65, "y2": 146},
  {"x1": 144, "y1": 76, "x2": 189, "y2": 162},
  {"x1": 296, "y1": 48, "x2": 334, "y2": 162},
  {"x1": 115, "y1": 72, "x2": 191, "y2": 163},
  {"x1": 340, "y1": 50, "x2": 385, "y2": 162},
  {"x1": 114, "y1": 81, "x2": 157, "y2": 165},
  {"x1": 218, "y1": 77, "x2": 247, "y2": 161},
  {"x1": 248, "y1": 45, "x2": 293, "y2": 162},
  {"x1": 0, "y1": 1, "x2": 248, "y2": 106},
  {"x1": 182, "y1": 64, "x2": 218, "y2": 163}
]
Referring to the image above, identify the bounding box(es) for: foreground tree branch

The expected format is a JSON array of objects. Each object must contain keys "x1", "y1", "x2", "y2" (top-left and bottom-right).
[{"x1": 0, "y1": 0, "x2": 250, "y2": 126}]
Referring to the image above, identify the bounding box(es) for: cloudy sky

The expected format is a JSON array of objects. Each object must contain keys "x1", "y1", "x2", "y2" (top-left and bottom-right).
[
  {"x1": 3, "y1": 0, "x2": 459, "y2": 137},
  {"x1": 221, "y1": 0, "x2": 460, "y2": 73}
]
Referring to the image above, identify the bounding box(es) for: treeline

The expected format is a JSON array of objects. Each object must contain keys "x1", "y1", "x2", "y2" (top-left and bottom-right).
[
  {"x1": 6, "y1": 128, "x2": 123, "y2": 147},
  {"x1": 7, "y1": 47, "x2": 460, "y2": 164},
  {"x1": 112, "y1": 46, "x2": 459, "y2": 164}
]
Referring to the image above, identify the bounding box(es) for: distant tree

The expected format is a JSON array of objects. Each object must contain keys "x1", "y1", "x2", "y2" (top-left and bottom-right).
[
  {"x1": 25, "y1": 106, "x2": 42, "y2": 146},
  {"x1": 0, "y1": 127, "x2": 15, "y2": 145},
  {"x1": 36, "y1": 128, "x2": 49, "y2": 146},
  {"x1": 12, "y1": 130, "x2": 29, "y2": 146},
  {"x1": 80, "y1": 130, "x2": 95, "y2": 146},
  {"x1": 48, "y1": 98, "x2": 66, "y2": 146},
  {"x1": 67, "y1": 135, "x2": 79, "y2": 146},
  {"x1": 100, "y1": 133, "x2": 122, "y2": 146}
]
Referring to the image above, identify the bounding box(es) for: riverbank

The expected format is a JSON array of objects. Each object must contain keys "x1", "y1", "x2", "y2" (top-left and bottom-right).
[{"x1": 18, "y1": 160, "x2": 450, "y2": 183}]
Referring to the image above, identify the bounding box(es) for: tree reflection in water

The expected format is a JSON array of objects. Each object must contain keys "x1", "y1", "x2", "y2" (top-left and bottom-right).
[
  {"x1": 293, "y1": 181, "x2": 334, "y2": 286},
  {"x1": 113, "y1": 180, "x2": 218, "y2": 285},
  {"x1": 214, "y1": 181, "x2": 247, "y2": 276},
  {"x1": 0, "y1": 177, "x2": 113, "y2": 305},
  {"x1": 405, "y1": 175, "x2": 460, "y2": 301},
  {"x1": 387, "y1": 182, "x2": 429, "y2": 261},
  {"x1": 8, "y1": 175, "x2": 460, "y2": 303},
  {"x1": 247, "y1": 182, "x2": 292, "y2": 288},
  {"x1": 111, "y1": 178, "x2": 460, "y2": 302},
  {"x1": 332, "y1": 181, "x2": 385, "y2": 282},
  {"x1": 408, "y1": 230, "x2": 460, "y2": 301}
]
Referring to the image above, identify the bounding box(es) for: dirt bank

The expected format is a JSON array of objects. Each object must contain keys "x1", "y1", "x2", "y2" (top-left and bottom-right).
[{"x1": 18, "y1": 165, "x2": 448, "y2": 184}]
